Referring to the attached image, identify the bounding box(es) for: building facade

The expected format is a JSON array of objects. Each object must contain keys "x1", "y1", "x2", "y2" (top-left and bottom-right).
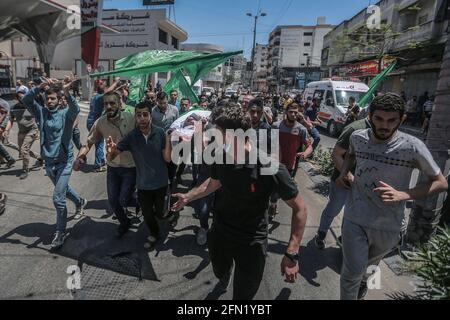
[
  {"x1": 253, "y1": 43, "x2": 269, "y2": 92},
  {"x1": 182, "y1": 43, "x2": 224, "y2": 91},
  {"x1": 0, "y1": 8, "x2": 188, "y2": 86},
  {"x1": 267, "y1": 17, "x2": 334, "y2": 92},
  {"x1": 322, "y1": 0, "x2": 448, "y2": 98},
  {"x1": 223, "y1": 54, "x2": 247, "y2": 87}
]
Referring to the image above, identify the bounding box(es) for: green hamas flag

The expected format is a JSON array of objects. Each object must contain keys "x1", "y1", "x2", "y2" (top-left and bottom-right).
[
  {"x1": 359, "y1": 60, "x2": 397, "y2": 109},
  {"x1": 163, "y1": 69, "x2": 199, "y2": 104},
  {"x1": 90, "y1": 50, "x2": 243, "y2": 106}
]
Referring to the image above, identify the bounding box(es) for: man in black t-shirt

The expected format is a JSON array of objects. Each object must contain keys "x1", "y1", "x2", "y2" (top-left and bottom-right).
[{"x1": 172, "y1": 104, "x2": 308, "y2": 300}]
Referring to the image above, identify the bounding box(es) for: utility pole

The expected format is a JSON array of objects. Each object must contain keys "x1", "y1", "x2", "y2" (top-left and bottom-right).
[{"x1": 247, "y1": 10, "x2": 267, "y2": 92}]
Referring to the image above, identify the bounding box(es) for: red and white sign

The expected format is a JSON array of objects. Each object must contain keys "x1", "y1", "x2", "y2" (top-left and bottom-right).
[
  {"x1": 346, "y1": 60, "x2": 379, "y2": 77},
  {"x1": 81, "y1": 0, "x2": 103, "y2": 69}
]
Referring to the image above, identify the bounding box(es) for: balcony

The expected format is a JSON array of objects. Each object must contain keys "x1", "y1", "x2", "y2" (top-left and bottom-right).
[
  {"x1": 397, "y1": 0, "x2": 421, "y2": 11},
  {"x1": 270, "y1": 35, "x2": 281, "y2": 45},
  {"x1": 392, "y1": 21, "x2": 434, "y2": 50}
]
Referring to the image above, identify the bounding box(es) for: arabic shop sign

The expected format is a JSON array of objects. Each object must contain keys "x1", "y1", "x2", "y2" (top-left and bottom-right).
[
  {"x1": 100, "y1": 40, "x2": 150, "y2": 49},
  {"x1": 345, "y1": 57, "x2": 396, "y2": 77},
  {"x1": 102, "y1": 10, "x2": 151, "y2": 34},
  {"x1": 81, "y1": 0, "x2": 103, "y2": 29}
]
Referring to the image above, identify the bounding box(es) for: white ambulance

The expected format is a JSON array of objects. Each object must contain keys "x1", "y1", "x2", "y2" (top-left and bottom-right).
[{"x1": 303, "y1": 78, "x2": 369, "y2": 136}]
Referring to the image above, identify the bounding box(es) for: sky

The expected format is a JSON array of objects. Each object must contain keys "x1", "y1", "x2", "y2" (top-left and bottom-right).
[{"x1": 104, "y1": 0, "x2": 374, "y2": 58}]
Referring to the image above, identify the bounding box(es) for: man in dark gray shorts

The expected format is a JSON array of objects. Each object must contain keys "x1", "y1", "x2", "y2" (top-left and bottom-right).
[{"x1": 337, "y1": 93, "x2": 448, "y2": 300}]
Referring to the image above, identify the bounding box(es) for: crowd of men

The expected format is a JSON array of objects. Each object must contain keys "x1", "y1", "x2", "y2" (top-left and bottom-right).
[{"x1": 0, "y1": 75, "x2": 447, "y2": 300}]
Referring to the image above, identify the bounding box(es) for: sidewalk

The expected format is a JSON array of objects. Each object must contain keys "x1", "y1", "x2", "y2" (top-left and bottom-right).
[{"x1": 298, "y1": 161, "x2": 416, "y2": 299}]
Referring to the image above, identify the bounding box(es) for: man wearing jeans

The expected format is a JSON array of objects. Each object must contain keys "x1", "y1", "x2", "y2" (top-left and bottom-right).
[
  {"x1": 87, "y1": 78, "x2": 121, "y2": 172},
  {"x1": 314, "y1": 118, "x2": 371, "y2": 250},
  {"x1": 22, "y1": 77, "x2": 87, "y2": 249},
  {"x1": 74, "y1": 92, "x2": 136, "y2": 237},
  {"x1": 107, "y1": 101, "x2": 172, "y2": 249}
]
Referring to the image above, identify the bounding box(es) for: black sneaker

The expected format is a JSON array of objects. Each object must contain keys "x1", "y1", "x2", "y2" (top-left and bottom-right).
[
  {"x1": 51, "y1": 232, "x2": 67, "y2": 250},
  {"x1": 168, "y1": 211, "x2": 180, "y2": 230},
  {"x1": 268, "y1": 204, "x2": 278, "y2": 219},
  {"x1": 314, "y1": 233, "x2": 326, "y2": 250},
  {"x1": 6, "y1": 159, "x2": 16, "y2": 169},
  {"x1": 35, "y1": 158, "x2": 44, "y2": 167},
  {"x1": 19, "y1": 170, "x2": 29, "y2": 180},
  {"x1": 358, "y1": 281, "x2": 368, "y2": 300}
]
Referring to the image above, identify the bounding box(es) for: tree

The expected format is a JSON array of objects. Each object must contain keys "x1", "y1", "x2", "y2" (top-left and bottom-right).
[{"x1": 329, "y1": 23, "x2": 402, "y2": 71}]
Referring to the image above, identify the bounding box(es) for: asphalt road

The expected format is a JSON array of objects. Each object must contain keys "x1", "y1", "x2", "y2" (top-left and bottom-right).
[{"x1": 0, "y1": 112, "x2": 413, "y2": 300}]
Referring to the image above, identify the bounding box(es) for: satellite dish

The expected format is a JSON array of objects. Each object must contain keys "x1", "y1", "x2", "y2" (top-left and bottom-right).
[{"x1": 97, "y1": 65, "x2": 104, "y2": 72}]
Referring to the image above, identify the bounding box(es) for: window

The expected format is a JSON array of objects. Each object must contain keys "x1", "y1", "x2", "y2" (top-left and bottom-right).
[
  {"x1": 304, "y1": 42, "x2": 311, "y2": 47},
  {"x1": 335, "y1": 90, "x2": 365, "y2": 106},
  {"x1": 159, "y1": 28, "x2": 168, "y2": 44},
  {"x1": 304, "y1": 32, "x2": 313, "y2": 36},
  {"x1": 325, "y1": 90, "x2": 334, "y2": 107},
  {"x1": 313, "y1": 90, "x2": 325, "y2": 102},
  {"x1": 303, "y1": 53, "x2": 309, "y2": 56},
  {"x1": 171, "y1": 36, "x2": 179, "y2": 49}
]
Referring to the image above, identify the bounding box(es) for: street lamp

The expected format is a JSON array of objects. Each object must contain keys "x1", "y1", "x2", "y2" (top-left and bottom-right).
[{"x1": 247, "y1": 10, "x2": 267, "y2": 92}]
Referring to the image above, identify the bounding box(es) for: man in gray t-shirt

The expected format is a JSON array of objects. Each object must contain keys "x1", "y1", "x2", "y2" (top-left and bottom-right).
[{"x1": 337, "y1": 93, "x2": 448, "y2": 300}]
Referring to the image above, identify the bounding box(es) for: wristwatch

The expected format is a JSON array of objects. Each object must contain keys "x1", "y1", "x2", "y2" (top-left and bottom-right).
[{"x1": 284, "y1": 252, "x2": 299, "y2": 263}]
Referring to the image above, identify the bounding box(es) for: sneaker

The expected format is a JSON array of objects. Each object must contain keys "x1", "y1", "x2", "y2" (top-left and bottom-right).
[
  {"x1": 95, "y1": 165, "x2": 107, "y2": 173},
  {"x1": 268, "y1": 204, "x2": 278, "y2": 218},
  {"x1": 6, "y1": 159, "x2": 16, "y2": 169},
  {"x1": 74, "y1": 198, "x2": 87, "y2": 220},
  {"x1": 19, "y1": 170, "x2": 29, "y2": 180},
  {"x1": 168, "y1": 211, "x2": 180, "y2": 230},
  {"x1": 358, "y1": 281, "x2": 368, "y2": 300},
  {"x1": 51, "y1": 232, "x2": 67, "y2": 250},
  {"x1": 35, "y1": 158, "x2": 44, "y2": 167},
  {"x1": 196, "y1": 228, "x2": 208, "y2": 246},
  {"x1": 144, "y1": 234, "x2": 158, "y2": 249},
  {"x1": 314, "y1": 233, "x2": 326, "y2": 250}
]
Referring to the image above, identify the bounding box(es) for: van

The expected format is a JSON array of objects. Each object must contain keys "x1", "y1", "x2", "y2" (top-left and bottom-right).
[
  {"x1": 303, "y1": 78, "x2": 369, "y2": 137},
  {"x1": 202, "y1": 86, "x2": 215, "y2": 97}
]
